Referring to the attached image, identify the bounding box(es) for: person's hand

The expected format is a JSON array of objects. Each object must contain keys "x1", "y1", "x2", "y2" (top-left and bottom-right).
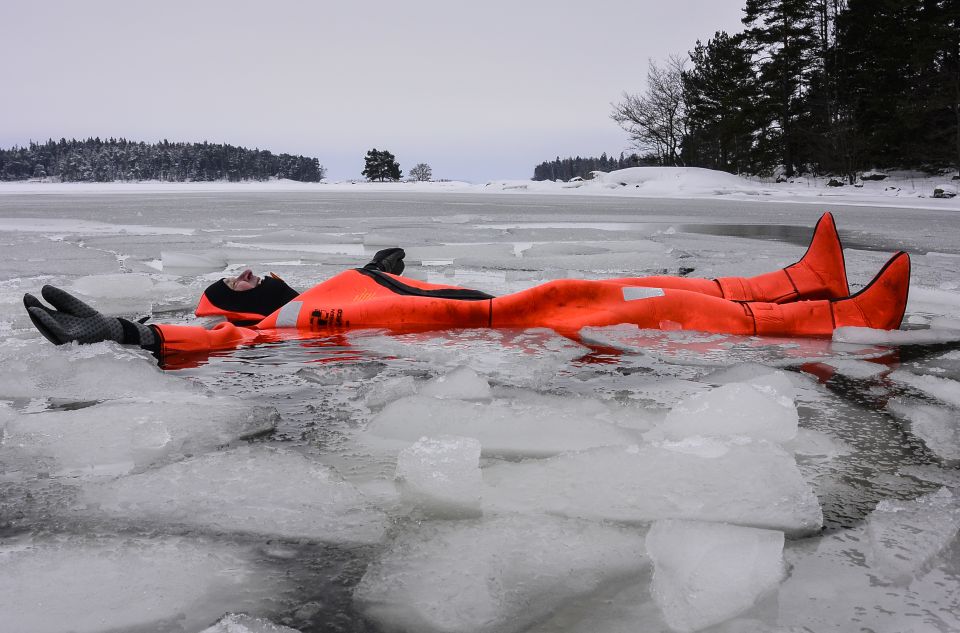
[
  {"x1": 23, "y1": 285, "x2": 154, "y2": 347},
  {"x1": 364, "y1": 247, "x2": 406, "y2": 275}
]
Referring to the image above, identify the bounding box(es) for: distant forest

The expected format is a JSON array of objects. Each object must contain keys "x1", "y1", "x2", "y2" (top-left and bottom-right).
[
  {"x1": 542, "y1": 0, "x2": 959, "y2": 181},
  {"x1": 532, "y1": 153, "x2": 652, "y2": 181},
  {"x1": 0, "y1": 138, "x2": 325, "y2": 182}
]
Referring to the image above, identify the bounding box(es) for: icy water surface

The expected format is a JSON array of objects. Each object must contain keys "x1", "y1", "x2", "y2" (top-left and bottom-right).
[{"x1": 1, "y1": 191, "x2": 960, "y2": 633}]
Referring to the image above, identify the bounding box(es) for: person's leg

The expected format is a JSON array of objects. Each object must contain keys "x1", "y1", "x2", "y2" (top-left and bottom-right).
[
  {"x1": 608, "y1": 212, "x2": 849, "y2": 303},
  {"x1": 491, "y1": 251, "x2": 908, "y2": 337}
]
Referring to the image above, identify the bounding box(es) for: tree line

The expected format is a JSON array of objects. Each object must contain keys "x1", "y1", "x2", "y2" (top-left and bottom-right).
[
  {"x1": 611, "y1": 0, "x2": 959, "y2": 181},
  {"x1": 0, "y1": 137, "x2": 325, "y2": 182},
  {"x1": 532, "y1": 152, "x2": 651, "y2": 181}
]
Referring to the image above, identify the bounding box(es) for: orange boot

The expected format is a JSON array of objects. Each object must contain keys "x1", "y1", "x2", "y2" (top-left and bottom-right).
[
  {"x1": 749, "y1": 251, "x2": 910, "y2": 337},
  {"x1": 831, "y1": 251, "x2": 910, "y2": 330},
  {"x1": 716, "y1": 212, "x2": 849, "y2": 303}
]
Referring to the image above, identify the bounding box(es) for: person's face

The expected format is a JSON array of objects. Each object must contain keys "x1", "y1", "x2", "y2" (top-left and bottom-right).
[{"x1": 224, "y1": 269, "x2": 260, "y2": 291}]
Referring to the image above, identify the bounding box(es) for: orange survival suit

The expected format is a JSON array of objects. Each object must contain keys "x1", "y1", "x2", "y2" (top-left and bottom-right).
[{"x1": 153, "y1": 252, "x2": 911, "y2": 362}]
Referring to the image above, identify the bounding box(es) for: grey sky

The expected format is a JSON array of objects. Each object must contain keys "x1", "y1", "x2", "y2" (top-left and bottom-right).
[{"x1": 1, "y1": 1, "x2": 746, "y2": 182}]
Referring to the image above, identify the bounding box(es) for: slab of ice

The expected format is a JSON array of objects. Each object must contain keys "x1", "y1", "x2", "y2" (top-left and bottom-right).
[
  {"x1": 889, "y1": 369, "x2": 960, "y2": 407},
  {"x1": 834, "y1": 326, "x2": 960, "y2": 345},
  {"x1": 419, "y1": 366, "x2": 492, "y2": 401},
  {"x1": 83, "y1": 445, "x2": 387, "y2": 543},
  {"x1": 161, "y1": 250, "x2": 228, "y2": 274},
  {"x1": 362, "y1": 375, "x2": 419, "y2": 409},
  {"x1": 395, "y1": 435, "x2": 482, "y2": 518},
  {"x1": 888, "y1": 399, "x2": 960, "y2": 463},
  {"x1": 354, "y1": 515, "x2": 648, "y2": 633},
  {"x1": 646, "y1": 520, "x2": 784, "y2": 632},
  {"x1": 0, "y1": 340, "x2": 197, "y2": 400},
  {"x1": 785, "y1": 428, "x2": 850, "y2": 459},
  {"x1": 779, "y1": 525, "x2": 960, "y2": 632},
  {"x1": 820, "y1": 358, "x2": 890, "y2": 379},
  {"x1": 0, "y1": 534, "x2": 285, "y2": 633},
  {"x1": 649, "y1": 382, "x2": 798, "y2": 444},
  {"x1": 350, "y1": 328, "x2": 590, "y2": 389},
  {"x1": 200, "y1": 614, "x2": 302, "y2": 633},
  {"x1": 365, "y1": 393, "x2": 637, "y2": 458},
  {"x1": 581, "y1": 324, "x2": 849, "y2": 368},
  {"x1": 2, "y1": 398, "x2": 278, "y2": 478},
  {"x1": 866, "y1": 488, "x2": 960, "y2": 584},
  {"x1": 482, "y1": 442, "x2": 822, "y2": 535}
]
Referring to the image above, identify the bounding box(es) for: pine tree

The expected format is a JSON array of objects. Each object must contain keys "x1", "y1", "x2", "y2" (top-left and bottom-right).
[
  {"x1": 682, "y1": 31, "x2": 762, "y2": 173},
  {"x1": 742, "y1": 0, "x2": 821, "y2": 176},
  {"x1": 361, "y1": 149, "x2": 402, "y2": 181}
]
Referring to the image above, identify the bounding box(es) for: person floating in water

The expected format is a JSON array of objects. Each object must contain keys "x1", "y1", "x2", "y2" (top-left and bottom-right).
[{"x1": 23, "y1": 213, "x2": 910, "y2": 364}]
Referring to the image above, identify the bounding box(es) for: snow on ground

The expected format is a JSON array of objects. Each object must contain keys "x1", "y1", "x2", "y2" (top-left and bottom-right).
[
  {"x1": 2, "y1": 166, "x2": 959, "y2": 211},
  {"x1": 0, "y1": 186, "x2": 958, "y2": 633}
]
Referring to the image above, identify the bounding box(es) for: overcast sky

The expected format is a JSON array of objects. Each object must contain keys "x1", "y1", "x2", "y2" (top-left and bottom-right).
[{"x1": 1, "y1": 1, "x2": 747, "y2": 182}]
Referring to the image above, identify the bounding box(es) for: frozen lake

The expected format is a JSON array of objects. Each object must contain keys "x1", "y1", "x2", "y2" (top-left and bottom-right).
[{"x1": 2, "y1": 190, "x2": 959, "y2": 633}]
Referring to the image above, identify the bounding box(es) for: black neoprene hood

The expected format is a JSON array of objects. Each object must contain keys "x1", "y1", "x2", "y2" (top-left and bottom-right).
[{"x1": 202, "y1": 275, "x2": 300, "y2": 318}]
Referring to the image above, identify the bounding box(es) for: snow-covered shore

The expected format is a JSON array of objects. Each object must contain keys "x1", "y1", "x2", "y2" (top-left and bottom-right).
[{"x1": 1, "y1": 166, "x2": 957, "y2": 211}]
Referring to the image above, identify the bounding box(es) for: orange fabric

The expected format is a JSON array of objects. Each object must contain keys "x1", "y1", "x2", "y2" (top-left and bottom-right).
[
  {"x1": 155, "y1": 254, "x2": 908, "y2": 360},
  {"x1": 154, "y1": 321, "x2": 260, "y2": 354},
  {"x1": 194, "y1": 294, "x2": 266, "y2": 323}
]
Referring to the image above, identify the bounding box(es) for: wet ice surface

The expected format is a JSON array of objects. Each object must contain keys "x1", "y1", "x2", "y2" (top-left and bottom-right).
[{"x1": 1, "y1": 192, "x2": 960, "y2": 633}]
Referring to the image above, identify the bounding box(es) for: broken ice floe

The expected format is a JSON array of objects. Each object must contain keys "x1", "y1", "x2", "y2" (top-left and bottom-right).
[
  {"x1": 482, "y1": 441, "x2": 822, "y2": 535},
  {"x1": 0, "y1": 534, "x2": 286, "y2": 633},
  {"x1": 395, "y1": 435, "x2": 483, "y2": 518},
  {"x1": 199, "y1": 614, "x2": 302, "y2": 633},
  {"x1": 647, "y1": 519, "x2": 785, "y2": 632},
  {"x1": 365, "y1": 392, "x2": 639, "y2": 458},
  {"x1": 866, "y1": 487, "x2": 960, "y2": 584},
  {"x1": 354, "y1": 515, "x2": 648, "y2": 633},
  {"x1": 83, "y1": 445, "x2": 387, "y2": 543},
  {"x1": 647, "y1": 380, "x2": 798, "y2": 444},
  {"x1": 2, "y1": 398, "x2": 277, "y2": 479},
  {"x1": 888, "y1": 399, "x2": 960, "y2": 463}
]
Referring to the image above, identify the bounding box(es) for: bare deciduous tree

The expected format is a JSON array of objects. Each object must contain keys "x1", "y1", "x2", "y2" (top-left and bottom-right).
[
  {"x1": 409, "y1": 163, "x2": 432, "y2": 182},
  {"x1": 611, "y1": 55, "x2": 688, "y2": 166}
]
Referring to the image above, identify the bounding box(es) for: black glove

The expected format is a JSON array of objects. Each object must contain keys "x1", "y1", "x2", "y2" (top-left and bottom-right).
[
  {"x1": 363, "y1": 247, "x2": 406, "y2": 275},
  {"x1": 23, "y1": 285, "x2": 157, "y2": 349}
]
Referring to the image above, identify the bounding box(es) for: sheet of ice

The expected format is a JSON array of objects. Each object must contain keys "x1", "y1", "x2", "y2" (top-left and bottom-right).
[
  {"x1": 0, "y1": 339, "x2": 198, "y2": 400},
  {"x1": 354, "y1": 515, "x2": 648, "y2": 633},
  {"x1": 648, "y1": 381, "x2": 798, "y2": 444},
  {"x1": 834, "y1": 325, "x2": 960, "y2": 345},
  {"x1": 779, "y1": 525, "x2": 960, "y2": 632},
  {"x1": 0, "y1": 216, "x2": 195, "y2": 235},
  {"x1": 395, "y1": 435, "x2": 482, "y2": 518},
  {"x1": 418, "y1": 366, "x2": 492, "y2": 400},
  {"x1": 887, "y1": 399, "x2": 960, "y2": 463},
  {"x1": 161, "y1": 250, "x2": 228, "y2": 274},
  {"x1": 866, "y1": 487, "x2": 960, "y2": 584},
  {"x1": 482, "y1": 442, "x2": 822, "y2": 535},
  {"x1": 785, "y1": 428, "x2": 850, "y2": 459},
  {"x1": 580, "y1": 324, "x2": 864, "y2": 368},
  {"x1": 83, "y1": 445, "x2": 387, "y2": 543},
  {"x1": 200, "y1": 614, "x2": 302, "y2": 633},
  {"x1": 0, "y1": 534, "x2": 286, "y2": 633},
  {"x1": 365, "y1": 393, "x2": 638, "y2": 458},
  {"x1": 362, "y1": 375, "x2": 419, "y2": 409},
  {"x1": 349, "y1": 328, "x2": 590, "y2": 389},
  {"x1": 899, "y1": 464, "x2": 960, "y2": 488},
  {"x1": 68, "y1": 272, "x2": 192, "y2": 313},
  {"x1": 888, "y1": 369, "x2": 960, "y2": 407},
  {"x1": 646, "y1": 520, "x2": 784, "y2": 632},
  {"x1": 2, "y1": 398, "x2": 278, "y2": 478},
  {"x1": 820, "y1": 358, "x2": 890, "y2": 379}
]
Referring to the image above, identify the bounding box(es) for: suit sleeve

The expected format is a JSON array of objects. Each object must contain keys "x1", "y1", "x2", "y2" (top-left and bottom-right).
[{"x1": 153, "y1": 321, "x2": 260, "y2": 356}]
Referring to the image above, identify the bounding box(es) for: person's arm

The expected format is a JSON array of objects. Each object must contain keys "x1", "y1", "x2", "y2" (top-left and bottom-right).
[{"x1": 24, "y1": 286, "x2": 259, "y2": 362}]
